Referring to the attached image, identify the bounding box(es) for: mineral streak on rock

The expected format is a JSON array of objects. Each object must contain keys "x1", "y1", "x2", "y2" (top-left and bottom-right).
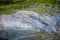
[
  {"x1": 0, "y1": 11, "x2": 60, "y2": 40},
  {"x1": 0, "y1": 11, "x2": 59, "y2": 33}
]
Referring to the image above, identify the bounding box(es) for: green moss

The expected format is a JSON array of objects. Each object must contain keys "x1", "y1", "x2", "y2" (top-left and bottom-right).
[
  {"x1": 0, "y1": 5, "x2": 55, "y2": 15},
  {"x1": 0, "y1": 0, "x2": 56, "y2": 15}
]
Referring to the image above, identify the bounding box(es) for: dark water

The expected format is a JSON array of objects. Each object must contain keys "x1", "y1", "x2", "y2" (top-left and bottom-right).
[{"x1": 0, "y1": 30, "x2": 58, "y2": 40}]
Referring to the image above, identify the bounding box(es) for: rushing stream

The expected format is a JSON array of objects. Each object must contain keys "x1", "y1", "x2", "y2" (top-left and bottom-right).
[{"x1": 0, "y1": 11, "x2": 60, "y2": 40}]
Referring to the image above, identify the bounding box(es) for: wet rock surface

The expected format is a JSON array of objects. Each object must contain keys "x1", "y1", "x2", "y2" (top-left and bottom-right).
[{"x1": 0, "y1": 11, "x2": 60, "y2": 40}]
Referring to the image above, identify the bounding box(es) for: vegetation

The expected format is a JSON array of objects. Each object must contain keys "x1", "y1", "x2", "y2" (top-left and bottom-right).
[
  {"x1": 0, "y1": 0, "x2": 57, "y2": 15},
  {"x1": 0, "y1": 0, "x2": 56, "y2": 5},
  {"x1": 0, "y1": 0, "x2": 60, "y2": 40}
]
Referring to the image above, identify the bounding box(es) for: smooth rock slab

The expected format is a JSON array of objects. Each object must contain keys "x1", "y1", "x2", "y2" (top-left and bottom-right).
[{"x1": 0, "y1": 11, "x2": 60, "y2": 40}]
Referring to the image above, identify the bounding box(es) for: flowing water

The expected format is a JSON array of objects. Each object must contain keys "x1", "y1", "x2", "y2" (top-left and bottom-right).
[{"x1": 0, "y1": 5, "x2": 60, "y2": 40}]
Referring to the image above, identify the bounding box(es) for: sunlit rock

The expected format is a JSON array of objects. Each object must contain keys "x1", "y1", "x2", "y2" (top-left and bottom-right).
[
  {"x1": 0, "y1": 11, "x2": 60, "y2": 40},
  {"x1": 0, "y1": 11, "x2": 57, "y2": 32}
]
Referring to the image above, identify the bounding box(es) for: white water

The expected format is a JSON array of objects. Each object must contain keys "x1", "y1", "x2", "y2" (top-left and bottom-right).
[
  {"x1": 0, "y1": 11, "x2": 60, "y2": 40},
  {"x1": 0, "y1": 11, "x2": 58, "y2": 32}
]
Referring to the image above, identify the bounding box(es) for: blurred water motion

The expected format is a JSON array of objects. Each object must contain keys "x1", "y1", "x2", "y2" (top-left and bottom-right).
[{"x1": 0, "y1": 11, "x2": 60, "y2": 40}]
